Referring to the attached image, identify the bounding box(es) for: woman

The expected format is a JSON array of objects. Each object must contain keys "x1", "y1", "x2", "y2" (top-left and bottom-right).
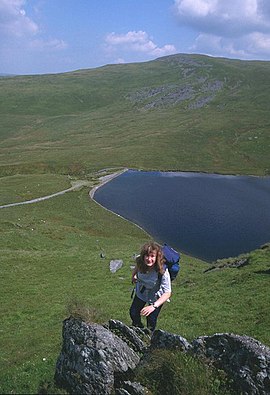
[{"x1": 130, "y1": 241, "x2": 171, "y2": 332}]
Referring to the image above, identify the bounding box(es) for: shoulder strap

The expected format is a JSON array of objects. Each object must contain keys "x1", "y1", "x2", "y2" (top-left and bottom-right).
[{"x1": 158, "y1": 270, "x2": 163, "y2": 284}]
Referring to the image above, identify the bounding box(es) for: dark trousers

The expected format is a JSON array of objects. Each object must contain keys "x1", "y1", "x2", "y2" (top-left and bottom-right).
[{"x1": 130, "y1": 295, "x2": 162, "y2": 332}]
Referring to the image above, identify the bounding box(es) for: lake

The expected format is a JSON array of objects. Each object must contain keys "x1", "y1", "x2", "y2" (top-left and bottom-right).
[{"x1": 93, "y1": 170, "x2": 270, "y2": 262}]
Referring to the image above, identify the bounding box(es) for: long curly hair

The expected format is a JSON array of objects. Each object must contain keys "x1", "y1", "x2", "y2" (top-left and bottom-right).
[{"x1": 136, "y1": 241, "x2": 165, "y2": 274}]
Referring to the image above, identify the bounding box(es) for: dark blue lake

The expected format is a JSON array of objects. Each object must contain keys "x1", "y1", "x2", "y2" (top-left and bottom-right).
[{"x1": 93, "y1": 170, "x2": 270, "y2": 262}]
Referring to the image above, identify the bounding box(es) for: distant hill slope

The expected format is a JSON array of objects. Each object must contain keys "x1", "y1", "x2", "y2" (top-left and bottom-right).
[{"x1": 0, "y1": 53, "x2": 270, "y2": 176}]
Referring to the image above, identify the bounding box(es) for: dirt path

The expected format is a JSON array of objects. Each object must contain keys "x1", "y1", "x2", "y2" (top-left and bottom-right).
[
  {"x1": 0, "y1": 180, "x2": 91, "y2": 209},
  {"x1": 0, "y1": 169, "x2": 128, "y2": 210}
]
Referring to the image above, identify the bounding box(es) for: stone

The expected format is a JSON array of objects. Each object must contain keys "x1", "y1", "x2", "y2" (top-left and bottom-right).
[
  {"x1": 55, "y1": 317, "x2": 140, "y2": 394},
  {"x1": 115, "y1": 380, "x2": 148, "y2": 395},
  {"x1": 109, "y1": 319, "x2": 148, "y2": 353},
  {"x1": 204, "y1": 257, "x2": 249, "y2": 273},
  {"x1": 192, "y1": 333, "x2": 270, "y2": 395},
  {"x1": 151, "y1": 329, "x2": 191, "y2": 352},
  {"x1": 110, "y1": 259, "x2": 123, "y2": 273}
]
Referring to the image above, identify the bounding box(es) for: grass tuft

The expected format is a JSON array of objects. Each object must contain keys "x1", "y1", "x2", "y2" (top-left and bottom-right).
[
  {"x1": 66, "y1": 298, "x2": 105, "y2": 324},
  {"x1": 134, "y1": 349, "x2": 234, "y2": 395}
]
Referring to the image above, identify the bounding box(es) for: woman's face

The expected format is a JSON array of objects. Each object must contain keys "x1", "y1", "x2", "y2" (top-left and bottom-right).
[{"x1": 144, "y1": 250, "x2": 157, "y2": 268}]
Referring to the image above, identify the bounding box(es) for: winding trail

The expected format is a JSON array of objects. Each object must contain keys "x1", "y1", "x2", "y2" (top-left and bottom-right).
[
  {"x1": 0, "y1": 169, "x2": 128, "y2": 209},
  {"x1": 0, "y1": 180, "x2": 91, "y2": 209}
]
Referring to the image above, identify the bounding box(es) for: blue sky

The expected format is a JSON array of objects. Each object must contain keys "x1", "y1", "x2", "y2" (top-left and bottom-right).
[{"x1": 1, "y1": 0, "x2": 270, "y2": 75}]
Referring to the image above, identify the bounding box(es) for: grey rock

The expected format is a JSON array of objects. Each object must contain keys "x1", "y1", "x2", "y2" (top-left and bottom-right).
[
  {"x1": 192, "y1": 333, "x2": 270, "y2": 394},
  {"x1": 204, "y1": 257, "x2": 249, "y2": 273},
  {"x1": 55, "y1": 317, "x2": 140, "y2": 394},
  {"x1": 115, "y1": 389, "x2": 131, "y2": 395},
  {"x1": 116, "y1": 380, "x2": 148, "y2": 395},
  {"x1": 109, "y1": 319, "x2": 148, "y2": 352},
  {"x1": 188, "y1": 95, "x2": 214, "y2": 109},
  {"x1": 151, "y1": 329, "x2": 191, "y2": 352},
  {"x1": 110, "y1": 259, "x2": 123, "y2": 273}
]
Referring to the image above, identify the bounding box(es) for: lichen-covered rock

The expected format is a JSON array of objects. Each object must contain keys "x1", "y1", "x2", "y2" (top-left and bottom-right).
[
  {"x1": 192, "y1": 333, "x2": 270, "y2": 395},
  {"x1": 108, "y1": 319, "x2": 148, "y2": 352},
  {"x1": 54, "y1": 317, "x2": 140, "y2": 394},
  {"x1": 115, "y1": 380, "x2": 148, "y2": 395},
  {"x1": 151, "y1": 329, "x2": 191, "y2": 352}
]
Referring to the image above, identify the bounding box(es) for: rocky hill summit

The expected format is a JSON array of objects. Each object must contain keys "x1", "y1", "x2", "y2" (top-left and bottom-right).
[
  {"x1": 55, "y1": 317, "x2": 270, "y2": 395},
  {"x1": 125, "y1": 54, "x2": 228, "y2": 111}
]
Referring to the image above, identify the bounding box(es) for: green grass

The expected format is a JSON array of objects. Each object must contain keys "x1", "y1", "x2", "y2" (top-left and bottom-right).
[
  {"x1": 0, "y1": 54, "x2": 270, "y2": 393},
  {"x1": 0, "y1": 173, "x2": 71, "y2": 205},
  {"x1": 0, "y1": 175, "x2": 149, "y2": 393}
]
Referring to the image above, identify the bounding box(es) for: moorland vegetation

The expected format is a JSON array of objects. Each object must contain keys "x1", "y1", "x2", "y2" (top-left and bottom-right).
[{"x1": 0, "y1": 54, "x2": 270, "y2": 394}]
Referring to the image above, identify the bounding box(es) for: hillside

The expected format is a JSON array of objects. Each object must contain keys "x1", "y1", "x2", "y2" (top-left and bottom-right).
[
  {"x1": 0, "y1": 54, "x2": 270, "y2": 393},
  {"x1": 1, "y1": 53, "x2": 270, "y2": 176}
]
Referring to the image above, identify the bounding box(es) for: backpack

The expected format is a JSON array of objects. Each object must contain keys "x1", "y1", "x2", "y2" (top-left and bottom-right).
[{"x1": 162, "y1": 243, "x2": 180, "y2": 281}]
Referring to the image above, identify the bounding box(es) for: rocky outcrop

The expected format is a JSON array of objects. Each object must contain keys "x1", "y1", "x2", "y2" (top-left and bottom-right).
[
  {"x1": 54, "y1": 317, "x2": 142, "y2": 394},
  {"x1": 55, "y1": 317, "x2": 270, "y2": 395},
  {"x1": 192, "y1": 333, "x2": 270, "y2": 395},
  {"x1": 204, "y1": 256, "x2": 250, "y2": 273}
]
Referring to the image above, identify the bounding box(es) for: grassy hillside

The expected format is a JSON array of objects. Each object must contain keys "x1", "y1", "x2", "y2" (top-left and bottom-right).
[
  {"x1": 1, "y1": 175, "x2": 269, "y2": 394},
  {"x1": 0, "y1": 54, "x2": 270, "y2": 393},
  {"x1": 1, "y1": 54, "x2": 270, "y2": 176}
]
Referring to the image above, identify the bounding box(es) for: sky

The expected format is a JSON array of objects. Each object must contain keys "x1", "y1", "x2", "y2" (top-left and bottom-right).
[{"x1": 1, "y1": 0, "x2": 270, "y2": 75}]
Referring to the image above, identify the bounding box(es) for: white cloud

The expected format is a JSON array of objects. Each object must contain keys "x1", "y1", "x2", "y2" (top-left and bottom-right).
[
  {"x1": 250, "y1": 31, "x2": 270, "y2": 53},
  {"x1": 106, "y1": 31, "x2": 148, "y2": 45},
  {"x1": 175, "y1": 0, "x2": 217, "y2": 18},
  {"x1": 0, "y1": 0, "x2": 38, "y2": 37},
  {"x1": 105, "y1": 30, "x2": 176, "y2": 58},
  {"x1": 114, "y1": 58, "x2": 125, "y2": 64},
  {"x1": 174, "y1": 0, "x2": 270, "y2": 36},
  {"x1": 0, "y1": 0, "x2": 67, "y2": 71},
  {"x1": 191, "y1": 31, "x2": 270, "y2": 59},
  {"x1": 174, "y1": 0, "x2": 270, "y2": 59},
  {"x1": 30, "y1": 38, "x2": 68, "y2": 51}
]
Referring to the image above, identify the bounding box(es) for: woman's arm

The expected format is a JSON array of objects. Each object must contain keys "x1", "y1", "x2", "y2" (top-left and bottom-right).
[
  {"x1": 152, "y1": 291, "x2": 171, "y2": 308},
  {"x1": 131, "y1": 266, "x2": 138, "y2": 284},
  {"x1": 140, "y1": 291, "x2": 171, "y2": 316}
]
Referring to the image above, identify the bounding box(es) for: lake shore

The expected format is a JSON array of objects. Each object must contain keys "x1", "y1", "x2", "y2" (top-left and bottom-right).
[{"x1": 89, "y1": 168, "x2": 129, "y2": 199}]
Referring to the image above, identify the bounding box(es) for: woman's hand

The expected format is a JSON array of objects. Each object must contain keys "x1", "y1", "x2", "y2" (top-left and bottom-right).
[
  {"x1": 131, "y1": 272, "x2": 137, "y2": 284},
  {"x1": 140, "y1": 305, "x2": 156, "y2": 316},
  {"x1": 140, "y1": 292, "x2": 171, "y2": 317}
]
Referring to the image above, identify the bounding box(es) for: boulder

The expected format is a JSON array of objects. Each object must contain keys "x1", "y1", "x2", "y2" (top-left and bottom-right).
[
  {"x1": 192, "y1": 333, "x2": 270, "y2": 395},
  {"x1": 151, "y1": 329, "x2": 191, "y2": 352},
  {"x1": 110, "y1": 259, "x2": 123, "y2": 273},
  {"x1": 55, "y1": 317, "x2": 140, "y2": 394}
]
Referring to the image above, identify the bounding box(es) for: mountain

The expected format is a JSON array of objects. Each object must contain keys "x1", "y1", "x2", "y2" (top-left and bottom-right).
[
  {"x1": 0, "y1": 53, "x2": 270, "y2": 176},
  {"x1": 0, "y1": 73, "x2": 16, "y2": 77}
]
